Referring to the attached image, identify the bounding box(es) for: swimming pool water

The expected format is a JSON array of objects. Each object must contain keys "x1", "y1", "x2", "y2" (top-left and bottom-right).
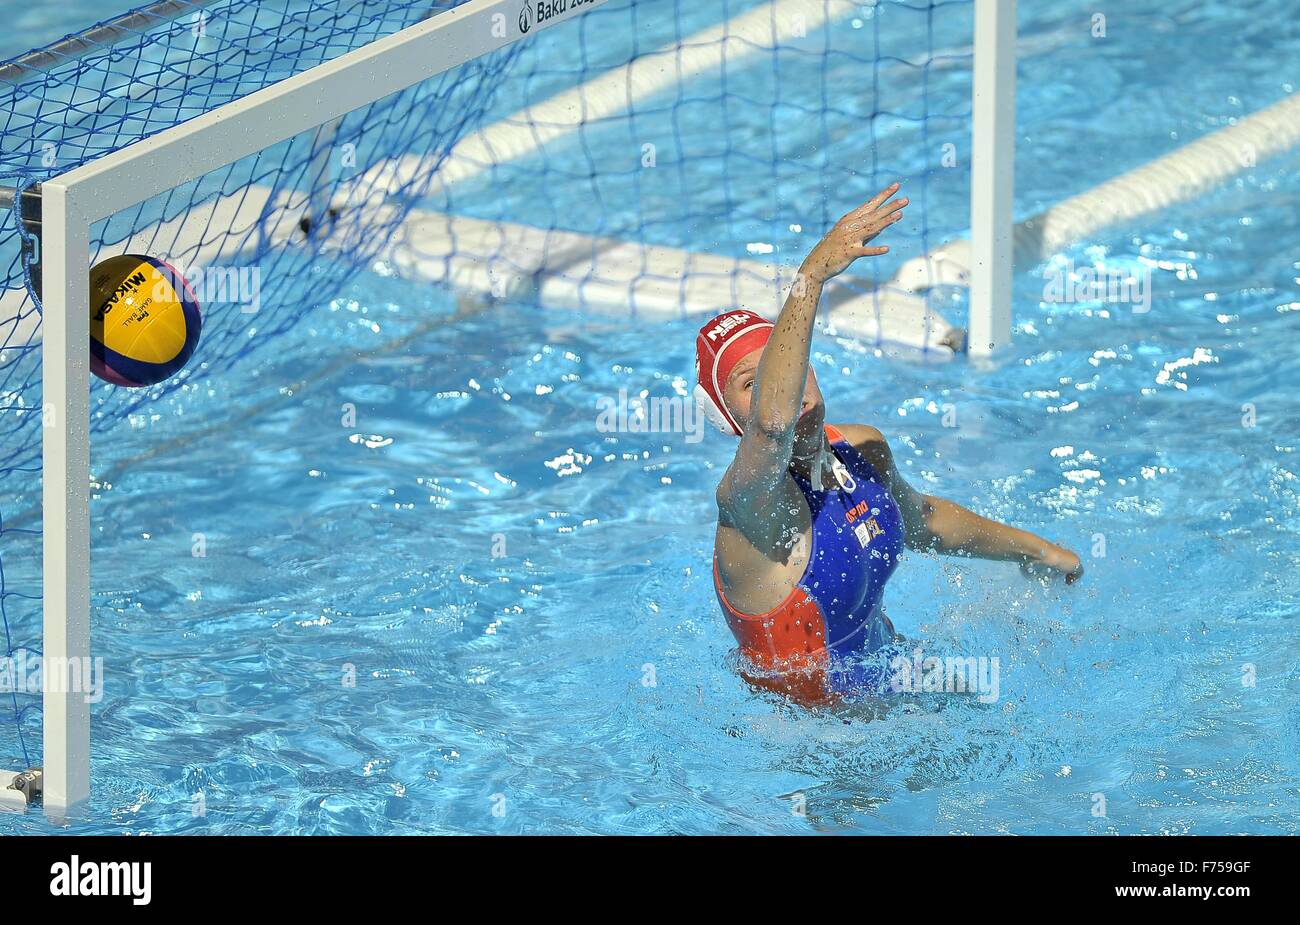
[{"x1": 2, "y1": 0, "x2": 1299, "y2": 834}]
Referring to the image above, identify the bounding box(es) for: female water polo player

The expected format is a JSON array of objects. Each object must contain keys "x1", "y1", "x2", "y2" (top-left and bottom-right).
[{"x1": 697, "y1": 183, "x2": 1083, "y2": 705}]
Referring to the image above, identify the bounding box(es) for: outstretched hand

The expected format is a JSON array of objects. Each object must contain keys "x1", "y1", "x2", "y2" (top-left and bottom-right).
[
  {"x1": 1020, "y1": 546, "x2": 1085, "y2": 586},
  {"x1": 803, "y1": 182, "x2": 908, "y2": 284}
]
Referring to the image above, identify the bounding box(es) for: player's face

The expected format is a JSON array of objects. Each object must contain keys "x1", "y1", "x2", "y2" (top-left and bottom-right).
[{"x1": 723, "y1": 347, "x2": 825, "y2": 437}]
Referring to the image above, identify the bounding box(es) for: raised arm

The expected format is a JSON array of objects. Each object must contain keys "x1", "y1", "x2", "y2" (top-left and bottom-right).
[
  {"x1": 718, "y1": 184, "x2": 908, "y2": 518},
  {"x1": 841, "y1": 425, "x2": 1084, "y2": 584}
]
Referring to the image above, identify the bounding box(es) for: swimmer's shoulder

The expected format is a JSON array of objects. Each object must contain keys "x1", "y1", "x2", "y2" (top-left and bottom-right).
[{"x1": 831, "y1": 423, "x2": 894, "y2": 478}]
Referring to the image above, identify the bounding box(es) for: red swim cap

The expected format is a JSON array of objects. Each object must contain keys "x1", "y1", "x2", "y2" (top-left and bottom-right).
[{"x1": 694, "y1": 310, "x2": 774, "y2": 435}]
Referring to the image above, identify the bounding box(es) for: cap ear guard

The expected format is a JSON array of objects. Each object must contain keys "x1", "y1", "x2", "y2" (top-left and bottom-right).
[
  {"x1": 694, "y1": 382, "x2": 740, "y2": 436},
  {"x1": 695, "y1": 310, "x2": 773, "y2": 438}
]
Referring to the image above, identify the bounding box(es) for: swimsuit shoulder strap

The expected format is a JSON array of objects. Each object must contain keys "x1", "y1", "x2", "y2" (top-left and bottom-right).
[{"x1": 824, "y1": 424, "x2": 885, "y2": 485}]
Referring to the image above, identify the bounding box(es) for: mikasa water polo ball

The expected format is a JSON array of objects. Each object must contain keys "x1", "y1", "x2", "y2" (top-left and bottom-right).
[{"x1": 89, "y1": 254, "x2": 202, "y2": 387}]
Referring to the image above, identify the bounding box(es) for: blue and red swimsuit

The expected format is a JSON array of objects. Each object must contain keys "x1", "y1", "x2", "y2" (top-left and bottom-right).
[{"x1": 713, "y1": 425, "x2": 906, "y2": 704}]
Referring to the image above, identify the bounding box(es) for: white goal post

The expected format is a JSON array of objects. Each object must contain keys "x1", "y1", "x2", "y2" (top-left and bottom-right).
[{"x1": 968, "y1": 0, "x2": 1016, "y2": 355}]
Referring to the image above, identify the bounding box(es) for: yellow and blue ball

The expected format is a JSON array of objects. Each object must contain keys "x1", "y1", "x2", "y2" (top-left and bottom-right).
[{"x1": 89, "y1": 254, "x2": 202, "y2": 387}]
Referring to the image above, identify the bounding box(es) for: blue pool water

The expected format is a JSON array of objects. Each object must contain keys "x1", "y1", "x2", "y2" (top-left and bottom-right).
[{"x1": 2, "y1": 0, "x2": 1299, "y2": 834}]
